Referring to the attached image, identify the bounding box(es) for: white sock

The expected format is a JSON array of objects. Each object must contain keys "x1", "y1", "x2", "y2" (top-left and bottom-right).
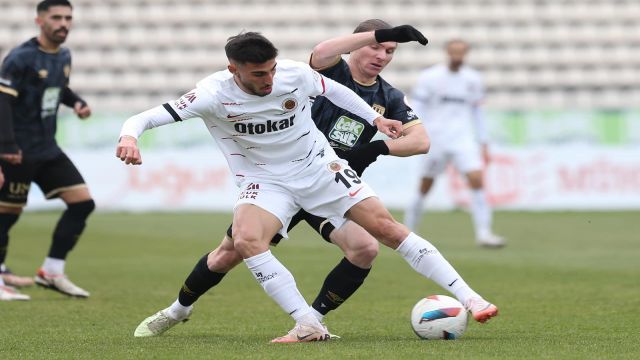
[
  {"x1": 0, "y1": 276, "x2": 5, "y2": 287},
  {"x1": 311, "y1": 308, "x2": 325, "y2": 323},
  {"x1": 470, "y1": 189, "x2": 492, "y2": 239},
  {"x1": 404, "y1": 192, "x2": 425, "y2": 231},
  {"x1": 396, "y1": 232, "x2": 480, "y2": 305},
  {"x1": 244, "y1": 250, "x2": 317, "y2": 325},
  {"x1": 166, "y1": 299, "x2": 193, "y2": 321},
  {"x1": 42, "y1": 257, "x2": 65, "y2": 275}
]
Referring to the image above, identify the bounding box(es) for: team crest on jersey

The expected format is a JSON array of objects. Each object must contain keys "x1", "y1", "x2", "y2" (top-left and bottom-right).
[
  {"x1": 38, "y1": 69, "x2": 48, "y2": 79},
  {"x1": 327, "y1": 161, "x2": 342, "y2": 173},
  {"x1": 282, "y1": 97, "x2": 297, "y2": 112},
  {"x1": 329, "y1": 116, "x2": 364, "y2": 147},
  {"x1": 63, "y1": 65, "x2": 71, "y2": 78},
  {"x1": 372, "y1": 103, "x2": 386, "y2": 115}
]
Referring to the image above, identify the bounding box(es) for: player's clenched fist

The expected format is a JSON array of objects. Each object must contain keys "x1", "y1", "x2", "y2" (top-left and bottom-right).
[
  {"x1": 374, "y1": 25, "x2": 428, "y2": 45},
  {"x1": 116, "y1": 135, "x2": 142, "y2": 165},
  {"x1": 373, "y1": 117, "x2": 403, "y2": 139}
]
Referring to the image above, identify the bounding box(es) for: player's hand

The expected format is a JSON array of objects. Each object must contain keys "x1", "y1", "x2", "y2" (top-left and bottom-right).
[
  {"x1": 0, "y1": 165, "x2": 4, "y2": 187},
  {"x1": 373, "y1": 117, "x2": 403, "y2": 139},
  {"x1": 0, "y1": 150, "x2": 22, "y2": 165},
  {"x1": 374, "y1": 25, "x2": 428, "y2": 45},
  {"x1": 116, "y1": 135, "x2": 142, "y2": 165},
  {"x1": 74, "y1": 101, "x2": 91, "y2": 119}
]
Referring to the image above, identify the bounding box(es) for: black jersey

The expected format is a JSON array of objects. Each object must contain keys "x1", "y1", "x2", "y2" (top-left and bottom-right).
[
  {"x1": 0, "y1": 38, "x2": 72, "y2": 160},
  {"x1": 311, "y1": 58, "x2": 420, "y2": 156}
]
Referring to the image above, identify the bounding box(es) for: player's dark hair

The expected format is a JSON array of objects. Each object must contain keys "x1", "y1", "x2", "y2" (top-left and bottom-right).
[
  {"x1": 225, "y1": 32, "x2": 278, "y2": 64},
  {"x1": 37, "y1": 0, "x2": 72, "y2": 13},
  {"x1": 353, "y1": 19, "x2": 392, "y2": 33}
]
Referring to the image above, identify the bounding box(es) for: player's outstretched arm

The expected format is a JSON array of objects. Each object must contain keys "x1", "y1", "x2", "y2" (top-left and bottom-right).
[
  {"x1": 116, "y1": 135, "x2": 142, "y2": 165},
  {"x1": 311, "y1": 25, "x2": 428, "y2": 70},
  {"x1": 116, "y1": 104, "x2": 179, "y2": 165},
  {"x1": 384, "y1": 122, "x2": 430, "y2": 157}
]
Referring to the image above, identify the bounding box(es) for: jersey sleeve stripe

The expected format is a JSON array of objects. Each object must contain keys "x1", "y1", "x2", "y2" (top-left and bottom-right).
[
  {"x1": 403, "y1": 119, "x2": 422, "y2": 130},
  {"x1": 0, "y1": 85, "x2": 18, "y2": 97},
  {"x1": 320, "y1": 76, "x2": 326, "y2": 94},
  {"x1": 162, "y1": 103, "x2": 182, "y2": 122}
]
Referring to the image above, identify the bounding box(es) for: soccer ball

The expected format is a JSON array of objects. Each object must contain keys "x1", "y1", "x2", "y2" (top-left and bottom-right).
[{"x1": 410, "y1": 295, "x2": 468, "y2": 340}]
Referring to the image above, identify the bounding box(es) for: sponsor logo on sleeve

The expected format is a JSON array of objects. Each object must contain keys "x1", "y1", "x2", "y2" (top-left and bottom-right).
[{"x1": 175, "y1": 91, "x2": 197, "y2": 110}]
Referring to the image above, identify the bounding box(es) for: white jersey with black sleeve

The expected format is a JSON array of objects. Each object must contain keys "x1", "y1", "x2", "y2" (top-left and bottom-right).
[{"x1": 120, "y1": 59, "x2": 381, "y2": 185}]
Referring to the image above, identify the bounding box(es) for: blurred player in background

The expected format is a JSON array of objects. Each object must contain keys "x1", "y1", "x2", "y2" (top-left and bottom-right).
[
  {"x1": 404, "y1": 39, "x2": 505, "y2": 248},
  {"x1": 1, "y1": 126, "x2": 29, "y2": 300},
  {"x1": 0, "y1": 0, "x2": 94, "y2": 298},
  {"x1": 127, "y1": 26, "x2": 497, "y2": 342}
]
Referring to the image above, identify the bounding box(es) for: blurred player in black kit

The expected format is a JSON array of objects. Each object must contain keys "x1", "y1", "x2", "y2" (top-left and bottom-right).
[{"x1": 0, "y1": 0, "x2": 94, "y2": 299}]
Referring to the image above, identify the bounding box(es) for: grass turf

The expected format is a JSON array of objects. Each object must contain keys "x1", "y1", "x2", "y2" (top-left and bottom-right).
[{"x1": 1, "y1": 211, "x2": 639, "y2": 359}]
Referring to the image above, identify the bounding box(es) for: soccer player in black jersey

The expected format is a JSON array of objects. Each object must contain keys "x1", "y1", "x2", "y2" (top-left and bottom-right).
[
  {"x1": 135, "y1": 20, "x2": 498, "y2": 338},
  {"x1": 0, "y1": 0, "x2": 93, "y2": 298}
]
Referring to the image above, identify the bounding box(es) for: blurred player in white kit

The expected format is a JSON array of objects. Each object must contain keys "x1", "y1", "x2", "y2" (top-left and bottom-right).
[{"x1": 404, "y1": 39, "x2": 505, "y2": 247}]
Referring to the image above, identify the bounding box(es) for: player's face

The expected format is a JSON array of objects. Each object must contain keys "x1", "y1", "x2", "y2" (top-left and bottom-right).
[
  {"x1": 351, "y1": 41, "x2": 396, "y2": 80},
  {"x1": 229, "y1": 59, "x2": 277, "y2": 97},
  {"x1": 36, "y1": 5, "x2": 73, "y2": 45},
  {"x1": 447, "y1": 42, "x2": 469, "y2": 69}
]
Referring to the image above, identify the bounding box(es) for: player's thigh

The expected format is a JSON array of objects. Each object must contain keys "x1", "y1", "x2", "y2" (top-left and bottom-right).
[
  {"x1": 233, "y1": 204, "x2": 283, "y2": 242},
  {"x1": 33, "y1": 153, "x2": 90, "y2": 201},
  {"x1": 234, "y1": 180, "x2": 299, "y2": 239},
  {"x1": 0, "y1": 159, "x2": 37, "y2": 210},
  {"x1": 346, "y1": 197, "x2": 409, "y2": 248}
]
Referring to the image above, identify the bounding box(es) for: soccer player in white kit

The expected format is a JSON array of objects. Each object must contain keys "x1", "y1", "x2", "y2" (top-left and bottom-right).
[
  {"x1": 117, "y1": 32, "x2": 498, "y2": 342},
  {"x1": 404, "y1": 39, "x2": 505, "y2": 247}
]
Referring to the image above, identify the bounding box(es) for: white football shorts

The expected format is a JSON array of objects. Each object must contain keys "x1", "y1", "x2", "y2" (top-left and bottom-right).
[
  {"x1": 235, "y1": 158, "x2": 377, "y2": 238},
  {"x1": 420, "y1": 137, "x2": 483, "y2": 178}
]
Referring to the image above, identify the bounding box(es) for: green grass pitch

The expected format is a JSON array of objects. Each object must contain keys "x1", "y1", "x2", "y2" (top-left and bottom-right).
[{"x1": 1, "y1": 211, "x2": 639, "y2": 359}]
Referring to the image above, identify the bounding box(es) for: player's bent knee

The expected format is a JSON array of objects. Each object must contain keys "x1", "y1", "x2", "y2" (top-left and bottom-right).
[
  {"x1": 67, "y1": 199, "x2": 95, "y2": 218},
  {"x1": 350, "y1": 239, "x2": 379, "y2": 265}
]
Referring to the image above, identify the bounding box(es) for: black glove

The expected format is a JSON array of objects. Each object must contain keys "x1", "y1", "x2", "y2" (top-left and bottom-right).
[
  {"x1": 340, "y1": 140, "x2": 390, "y2": 176},
  {"x1": 374, "y1": 25, "x2": 428, "y2": 45}
]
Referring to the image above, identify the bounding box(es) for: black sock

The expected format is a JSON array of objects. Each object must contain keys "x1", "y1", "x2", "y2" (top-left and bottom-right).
[
  {"x1": 312, "y1": 257, "x2": 371, "y2": 315},
  {"x1": 48, "y1": 200, "x2": 95, "y2": 259},
  {"x1": 0, "y1": 213, "x2": 20, "y2": 265},
  {"x1": 178, "y1": 254, "x2": 227, "y2": 306}
]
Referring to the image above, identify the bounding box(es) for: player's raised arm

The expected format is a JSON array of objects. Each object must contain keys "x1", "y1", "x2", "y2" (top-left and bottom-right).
[{"x1": 311, "y1": 24, "x2": 428, "y2": 70}]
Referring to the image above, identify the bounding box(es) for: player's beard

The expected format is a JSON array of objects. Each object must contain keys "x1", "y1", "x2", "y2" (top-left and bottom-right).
[{"x1": 48, "y1": 27, "x2": 69, "y2": 45}]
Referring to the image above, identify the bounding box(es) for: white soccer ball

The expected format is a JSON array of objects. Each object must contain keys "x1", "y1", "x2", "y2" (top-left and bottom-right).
[{"x1": 410, "y1": 295, "x2": 468, "y2": 340}]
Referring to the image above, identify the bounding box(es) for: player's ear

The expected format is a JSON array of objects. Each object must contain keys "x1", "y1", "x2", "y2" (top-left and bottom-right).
[{"x1": 227, "y1": 63, "x2": 237, "y2": 75}]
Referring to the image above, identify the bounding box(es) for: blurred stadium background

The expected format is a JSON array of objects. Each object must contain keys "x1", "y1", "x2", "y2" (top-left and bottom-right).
[{"x1": 1, "y1": 0, "x2": 639, "y2": 211}]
